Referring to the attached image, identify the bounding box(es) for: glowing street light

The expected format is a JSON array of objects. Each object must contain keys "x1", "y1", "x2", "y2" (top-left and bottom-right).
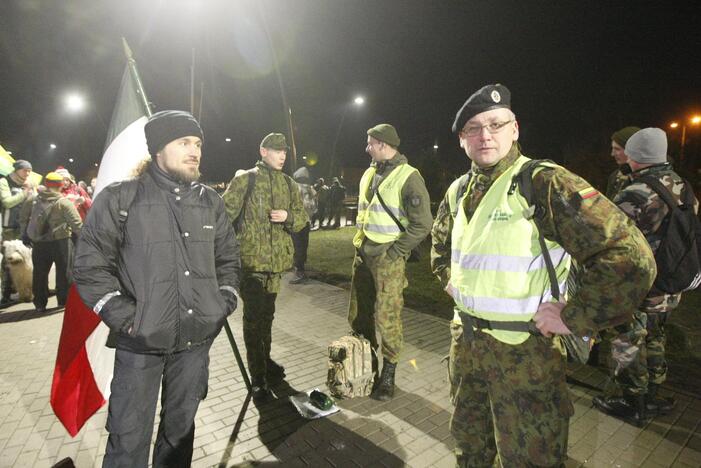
[
  {"x1": 68, "y1": 158, "x2": 74, "y2": 163},
  {"x1": 64, "y1": 92, "x2": 86, "y2": 113},
  {"x1": 49, "y1": 143, "x2": 57, "y2": 150},
  {"x1": 225, "y1": 137, "x2": 231, "y2": 142},
  {"x1": 669, "y1": 114, "x2": 701, "y2": 161},
  {"x1": 354, "y1": 96, "x2": 365, "y2": 106}
]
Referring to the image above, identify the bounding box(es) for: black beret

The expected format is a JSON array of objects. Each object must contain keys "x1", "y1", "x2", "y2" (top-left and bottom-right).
[
  {"x1": 452, "y1": 84, "x2": 511, "y2": 133},
  {"x1": 144, "y1": 110, "x2": 203, "y2": 156}
]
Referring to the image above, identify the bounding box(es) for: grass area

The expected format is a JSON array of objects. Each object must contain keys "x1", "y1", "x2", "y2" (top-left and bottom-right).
[
  {"x1": 305, "y1": 227, "x2": 454, "y2": 320},
  {"x1": 305, "y1": 227, "x2": 701, "y2": 393}
]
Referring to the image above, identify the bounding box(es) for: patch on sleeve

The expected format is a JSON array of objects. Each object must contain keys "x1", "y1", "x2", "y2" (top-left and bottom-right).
[
  {"x1": 577, "y1": 187, "x2": 600, "y2": 200},
  {"x1": 410, "y1": 195, "x2": 421, "y2": 207}
]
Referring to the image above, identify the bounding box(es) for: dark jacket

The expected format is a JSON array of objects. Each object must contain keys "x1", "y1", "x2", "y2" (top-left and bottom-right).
[{"x1": 74, "y1": 163, "x2": 241, "y2": 354}]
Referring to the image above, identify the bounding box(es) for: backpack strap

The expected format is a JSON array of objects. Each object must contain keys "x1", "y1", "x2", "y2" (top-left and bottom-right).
[
  {"x1": 510, "y1": 159, "x2": 560, "y2": 301},
  {"x1": 376, "y1": 191, "x2": 406, "y2": 233},
  {"x1": 117, "y1": 179, "x2": 140, "y2": 230},
  {"x1": 637, "y1": 175, "x2": 688, "y2": 211},
  {"x1": 233, "y1": 170, "x2": 256, "y2": 232},
  {"x1": 450, "y1": 173, "x2": 472, "y2": 219}
]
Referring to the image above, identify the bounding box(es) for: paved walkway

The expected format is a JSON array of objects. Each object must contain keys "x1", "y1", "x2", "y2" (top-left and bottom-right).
[{"x1": 0, "y1": 277, "x2": 700, "y2": 467}]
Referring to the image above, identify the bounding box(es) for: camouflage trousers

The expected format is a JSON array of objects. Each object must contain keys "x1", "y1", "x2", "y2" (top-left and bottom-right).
[
  {"x1": 1, "y1": 228, "x2": 19, "y2": 299},
  {"x1": 241, "y1": 272, "x2": 281, "y2": 382},
  {"x1": 610, "y1": 309, "x2": 670, "y2": 396},
  {"x1": 348, "y1": 250, "x2": 407, "y2": 365},
  {"x1": 448, "y1": 321, "x2": 573, "y2": 467}
]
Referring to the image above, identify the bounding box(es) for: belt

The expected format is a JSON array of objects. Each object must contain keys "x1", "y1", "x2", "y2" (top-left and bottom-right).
[{"x1": 457, "y1": 311, "x2": 540, "y2": 341}]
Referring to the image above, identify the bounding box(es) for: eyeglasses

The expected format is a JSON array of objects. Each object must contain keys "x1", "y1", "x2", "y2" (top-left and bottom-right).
[{"x1": 460, "y1": 120, "x2": 514, "y2": 137}]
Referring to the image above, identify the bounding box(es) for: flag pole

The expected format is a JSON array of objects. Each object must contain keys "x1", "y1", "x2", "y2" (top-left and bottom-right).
[{"x1": 122, "y1": 38, "x2": 152, "y2": 118}]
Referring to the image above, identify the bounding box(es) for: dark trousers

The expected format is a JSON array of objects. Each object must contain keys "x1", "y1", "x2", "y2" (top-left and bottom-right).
[
  {"x1": 103, "y1": 342, "x2": 212, "y2": 468},
  {"x1": 32, "y1": 237, "x2": 73, "y2": 309},
  {"x1": 291, "y1": 224, "x2": 310, "y2": 271},
  {"x1": 241, "y1": 273, "x2": 278, "y2": 382}
]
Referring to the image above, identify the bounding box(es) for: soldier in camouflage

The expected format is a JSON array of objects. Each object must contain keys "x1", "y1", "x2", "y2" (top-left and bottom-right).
[
  {"x1": 593, "y1": 128, "x2": 698, "y2": 425},
  {"x1": 349, "y1": 123, "x2": 432, "y2": 401},
  {"x1": 431, "y1": 84, "x2": 656, "y2": 466},
  {"x1": 223, "y1": 133, "x2": 309, "y2": 402},
  {"x1": 605, "y1": 126, "x2": 640, "y2": 199}
]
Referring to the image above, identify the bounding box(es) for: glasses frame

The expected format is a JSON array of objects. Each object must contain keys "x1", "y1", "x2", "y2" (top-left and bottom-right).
[{"x1": 460, "y1": 120, "x2": 514, "y2": 138}]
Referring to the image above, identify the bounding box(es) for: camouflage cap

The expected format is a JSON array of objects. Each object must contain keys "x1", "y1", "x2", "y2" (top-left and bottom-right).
[
  {"x1": 452, "y1": 84, "x2": 512, "y2": 133},
  {"x1": 260, "y1": 133, "x2": 288, "y2": 150},
  {"x1": 367, "y1": 124, "x2": 400, "y2": 147}
]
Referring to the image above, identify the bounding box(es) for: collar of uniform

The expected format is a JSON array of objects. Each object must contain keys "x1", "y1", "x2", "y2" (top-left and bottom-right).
[
  {"x1": 256, "y1": 160, "x2": 281, "y2": 174},
  {"x1": 629, "y1": 163, "x2": 672, "y2": 180},
  {"x1": 148, "y1": 161, "x2": 197, "y2": 193},
  {"x1": 470, "y1": 143, "x2": 521, "y2": 183},
  {"x1": 372, "y1": 152, "x2": 407, "y2": 173}
]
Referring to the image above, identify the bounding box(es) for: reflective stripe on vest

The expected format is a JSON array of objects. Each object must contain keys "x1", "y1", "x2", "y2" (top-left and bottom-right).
[
  {"x1": 445, "y1": 156, "x2": 571, "y2": 345},
  {"x1": 353, "y1": 163, "x2": 417, "y2": 247}
]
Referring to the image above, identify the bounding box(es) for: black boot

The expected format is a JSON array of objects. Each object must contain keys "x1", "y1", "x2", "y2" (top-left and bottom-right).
[
  {"x1": 593, "y1": 394, "x2": 649, "y2": 426},
  {"x1": 371, "y1": 359, "x2": 396, "y2": 401},
  {"x1": 251, "y1": 377, "x2": 273, "y2": 403},
  {"x1": 266, "y1": 359, "x2": 286, "y2": 385},
  {"x1": 646, "y1": 384, "x2": 675, "y2": 415}
]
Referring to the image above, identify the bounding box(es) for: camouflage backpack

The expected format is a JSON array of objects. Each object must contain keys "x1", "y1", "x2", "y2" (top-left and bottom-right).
[{"x1": 326, "y1": 335, "x2": 374, "y2": 398}]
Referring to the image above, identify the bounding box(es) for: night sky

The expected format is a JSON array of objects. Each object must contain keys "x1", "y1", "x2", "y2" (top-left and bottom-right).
[{"x1": 1, "y1": 0, "x2": 700, "y2": 188}]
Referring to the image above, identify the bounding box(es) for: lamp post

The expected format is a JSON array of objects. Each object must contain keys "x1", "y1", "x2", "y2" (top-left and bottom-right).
[
  {"x1": 329, "y1": 96, "x2": 365, "y2": 177},
  {"x1": 670, "y1": 115, "x2": 701, "y2": 162}
]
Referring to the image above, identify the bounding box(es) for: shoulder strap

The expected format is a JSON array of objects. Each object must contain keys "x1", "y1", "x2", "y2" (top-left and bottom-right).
[
  {"x1": 117, "y1": 179, "x2": 140, "y2": 228},
  {"x1": 233, "y1": 171, "x2": 256, "y2": 231},
  {"x1": 637, "y1": 175, "x2": 685, "y2": 211},
  {"x1": 450, "y1": 173, "x2": 472, "y2": 219},
  {"x1": 512, "y1": 159, "x2": 560, "y2": 301},
  {"x1": 376, "y1": 191, "x2": 406, "y2": 233}
]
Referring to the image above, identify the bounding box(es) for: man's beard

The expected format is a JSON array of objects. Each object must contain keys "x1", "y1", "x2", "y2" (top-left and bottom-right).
[{"x1": 170, "y1": 166, "x2": 201, "y2": 184}]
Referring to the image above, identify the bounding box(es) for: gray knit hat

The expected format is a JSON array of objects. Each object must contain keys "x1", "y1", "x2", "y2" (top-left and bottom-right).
[{"x1": 625, "y1": 128, "x2": 668, "y2": 164}]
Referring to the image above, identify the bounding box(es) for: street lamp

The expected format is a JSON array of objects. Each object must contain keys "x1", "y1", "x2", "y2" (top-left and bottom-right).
[
  {"x1": 329, "y1": 96, "x2": 365, "y2": 177},
  {"x1": 669, "y1": 114, "x2": 701, "y2": 161},
  {"x1": 64, "y1": 92, "x2": 86, "y2": 114},
  {"x1": 49, "y1": 143, "x2": 57, "y2": 150}
]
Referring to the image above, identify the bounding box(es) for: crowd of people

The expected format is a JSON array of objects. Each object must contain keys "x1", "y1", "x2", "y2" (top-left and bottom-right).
[
  {"x1": 0, "y1": 162, "x2": 91, "y2": 312},
  {"x1": 0, "y1": 82, "x2": 695, "y2": 467}
]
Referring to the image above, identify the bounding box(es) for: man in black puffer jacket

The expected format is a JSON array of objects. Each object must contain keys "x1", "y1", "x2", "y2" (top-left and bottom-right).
[{"x1": 74, "y1": 111, "x2": 241, "y2": 468}]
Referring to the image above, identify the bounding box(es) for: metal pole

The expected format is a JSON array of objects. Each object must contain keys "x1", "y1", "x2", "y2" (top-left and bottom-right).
[
  {"x1": 223, "y1": 320, "x2": 251, "y2": 392},
  {"x1": 329, "y1": 108, "x2": 348, "y2": 178},
  {"x1": 122, "y1": 38, "x2": 152, "y2": 117},
  {"x1": 190, "y1": 48, "x2": 196, "y2": 115},
  {"x1": 681, "y1": 125, "x2": 687, "y2": 162}
]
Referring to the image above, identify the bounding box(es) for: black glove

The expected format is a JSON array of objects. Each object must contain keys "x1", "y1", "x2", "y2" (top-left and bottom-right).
[{"x1": 220, "y1": 289, "x2": 238, "y2": 316}]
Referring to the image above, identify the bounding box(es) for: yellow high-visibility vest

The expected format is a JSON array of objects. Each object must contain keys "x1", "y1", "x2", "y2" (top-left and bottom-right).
[
  {"x1": 353, "y1": 163, "x2": 417, "y2": 248},
  {"x1": 446, "y1": 156, "x2": 571, "y2": 344}
]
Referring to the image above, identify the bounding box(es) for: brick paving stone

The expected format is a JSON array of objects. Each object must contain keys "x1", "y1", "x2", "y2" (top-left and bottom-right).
[{"x1": 1, "y1": 278, "x2": 700, "y2": 468}]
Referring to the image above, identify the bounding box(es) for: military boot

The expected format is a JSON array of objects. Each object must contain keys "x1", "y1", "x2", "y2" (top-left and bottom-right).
[
  {"x1": 646, "y1": 384, "x2": 675, "y2": 415},
  {"x1": 251, "y1": 377, "x2": 273, "y2": 403},
  {"x1": 592, "y1": 394, "x2": 649, "y2": 427},
  {"x1": 266, "y1": 359, "x2": 286, "y2": 385},
  {"x1": 371, "y1": 359, "x2": 396, "y2": 401}
]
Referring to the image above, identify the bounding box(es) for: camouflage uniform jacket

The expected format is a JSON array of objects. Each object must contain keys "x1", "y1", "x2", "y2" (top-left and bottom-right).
[
  {"x1": 360, "y1": 152, "x2": 433, "y2": 260},
  {"x1": 430, "y1": 144, "x2": 657, "y2": 337},
  {"x1": 19, "y1": 190, "x2": 83, "y2": 240},
  {"x1": 605, "y1": 167, "x2": 629, "y2": 200},
  {"x1": 223, "y1": 160, "x2": 308, "y2": 273},
  {"x1": 614, "y1": 163, "x2": 699, "y2": 313}
]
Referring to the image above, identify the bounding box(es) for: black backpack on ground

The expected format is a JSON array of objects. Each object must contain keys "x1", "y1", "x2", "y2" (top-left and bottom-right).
[{"x1": 637, "y1": 176, "x2": 701, "y2": 295}]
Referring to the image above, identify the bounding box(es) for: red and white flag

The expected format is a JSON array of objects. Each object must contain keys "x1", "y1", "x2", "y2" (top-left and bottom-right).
[{"x1": 51, "y1": 43, "x2": 151, "y2": 437}]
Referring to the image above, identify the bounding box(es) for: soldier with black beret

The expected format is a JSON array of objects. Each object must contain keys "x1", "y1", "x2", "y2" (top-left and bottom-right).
[{"x1": 431, "y1": 84, "x2": 656, "y2": 466}]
